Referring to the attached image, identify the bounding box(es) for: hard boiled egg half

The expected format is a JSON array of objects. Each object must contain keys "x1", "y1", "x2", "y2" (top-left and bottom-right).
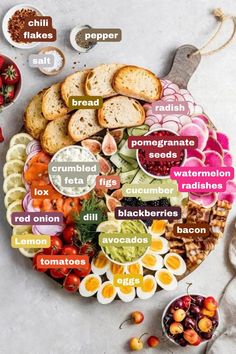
[
  {"x1": 117, "y1": 285, "x2": 136, "y2": 302},
  {"x1": 97, "y1": 281, "x2": 117, "y2": 304},
  {"x1": 91, "y1": 251, "x2": 110, "y2": 275},
  {"x1": 137, "y1": 275, "x2": 157, "y2": 299},
  {"x1": 149, "y1": 236, "x2": 169, "y2": 255},
  {"x1": 164, "y1": 253, "x2": 186, "y2": 276},
  {"x1": 79, "y1": 274, "x2": 102, "y2": 297},
  {"x1": 155, "y1": 269, "x2": 177, "y2": 291},
  {"x1": 106, "y1": 262, "x2": 126, "y2": 281},
  {"x1": 140, "y1": 252, "x2": 164, "y2": 271}
]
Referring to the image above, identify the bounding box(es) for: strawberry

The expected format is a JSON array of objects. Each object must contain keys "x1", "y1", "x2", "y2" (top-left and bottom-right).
[
  {"x1": 2, "y1": 64, "x2": 20, "y2": 85},
  {"x1": 4, "y1": 85, "x2": 15, "y2": 102},
  {"x1": 0, "y1": 76, "x2": 3, "y2": 89},
  {"x1": 0, "y1": 127, "x2": 4, "y2": 142},
  {"x1": 0, "y1": 93, "x2": 4, "y2": 106},
  {"x1": 0, "y1": 56, "x2": 4, "y2": 70}
]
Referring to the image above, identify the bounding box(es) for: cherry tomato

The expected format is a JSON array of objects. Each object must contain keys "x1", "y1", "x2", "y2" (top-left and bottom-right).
[
  {"x1": 44, "y1": 236, "x2": 63, "y2": 255},
  {"x1": 50, "y1": 268, "x2": 69, "y2": 279},
  {"x1": 63, "y1": 273, "x2": 80, "y2": 292},
  {"x1": 61, "y1": 245, "x2": 79, "y2": 255},
  {"x1": 33, "y1": 252, "x2": 48, "y2": 273},
  {"x1": 63, "y1": 226, "x2": 75, "y2": 243},
  {"x1": 74, "y1": 263, "x2": 91, "y2": 278},
  {"x1": 79, "y1": 243, "x2": 95, "y2": 258}
]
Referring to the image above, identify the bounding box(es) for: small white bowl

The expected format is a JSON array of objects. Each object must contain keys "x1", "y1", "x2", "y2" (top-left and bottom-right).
[
  {"x1": 161, "y1": 293, "x2": 220, "y2": 347},
  {"x1": 0, "y1": 54, "x2": 22, "y2": 111},
  {"x1": 38, "y1": 46, "x2": 65, "y2": 76},
  {"x1": 2, "y1": 4, "x2": 44, "y2": 49},
  {"x1": 70, "y1": 24, "x2": 97, "y2": 53}
]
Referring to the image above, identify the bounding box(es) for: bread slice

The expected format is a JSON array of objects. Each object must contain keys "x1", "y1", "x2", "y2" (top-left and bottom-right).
[
  {"x1": 61, "y1": 70, "x2": 90, "y2": 107},
  {"x1": 41, "y1": 115, "x2": 75, "y2": 154},
  {"x1": 42, "y1": 83, "x2": 70, "y2": 120},
  {"x1": 85, "y1": 63, "x2": 124, "y2": 98},
  {"x1": 24, "y1": 90, "x2": 48, "y2": 139},
  {"x1": 112, "y1": 65, "x2": 162, "y2": 102},
  {"x1": 98, "y1": 96, "x2": 145, "y2": 128},
  {"x1": 68, "y1": 109, "x2": 103, "y2": 142}
]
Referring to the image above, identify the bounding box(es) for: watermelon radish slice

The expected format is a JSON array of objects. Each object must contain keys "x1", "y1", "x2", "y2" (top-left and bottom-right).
[
  {"x1": 189, "y1": 192, "x2": 218, "y2": 208},
  {"x1": 204, "y1": 150, "x2": 223, "y2": 167},
  {"x1": 192, "y1": 117, "x2": 208, "y2": 135},
  {"x1": 204, "y1": 136, "x2": 223, "y2": 156},
  {"x1": 187, "y1": 148, "x2": 205, "y2": 161},
  {"x1": 179, "y1": 115, "x2": 192, "y2": 126},
  {"x1": 183, "y1": 157, "x2": 204, "y2": 167},
  {"x1": 223, "y1": 151, "x2": 233, "y2": 166},
  {"x1": 218, "y1": 193, "x2": 235, "y2": 204},
  {"x1": 208, "y1": 129, "x2": 217, "y2": 139},
  {"x1": 216, "y1": 132, "x2": 229, "y2": 150},
  {"x1": 225, "y1": 180, "x2": 236, "y2": 193},
  {"x1": 179, "y1": 123, "x2": 208, "y2": 150},
  {"x1": 193, "y1": 114, "x2": 209, "y2": 124}
]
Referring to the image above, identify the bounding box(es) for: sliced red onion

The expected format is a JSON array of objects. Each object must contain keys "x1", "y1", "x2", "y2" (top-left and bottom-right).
[
  {"x1": 23, "y1": 192, "x2": 32, "y2": 211},
  {"x1": 24, "y1": 150, "x2": 41, "y2": 172},
  {"x1": 26, "y1": 199, "x2": 40, "y2": 212},
  {"x1": 26, "y1": 140, "x2": 41, "y2": 155},
  {"x1": 22, "y1": 174, "x2": 30, "y2": 191},
  {"x1": 33, "y1": 224, "x2": 64, "y2": 236},
  {"x1": 32, "y1": 225, "x2": 41, "y2": 235}
]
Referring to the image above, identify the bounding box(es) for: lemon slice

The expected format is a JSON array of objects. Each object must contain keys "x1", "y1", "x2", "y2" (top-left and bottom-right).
[
  {"x1": 19, "y1": 247, "x2": 42, "y2": 258},
  {"x1": 4, "y1": 187, "x2": 26, "y2": 208},
  {"x1": 3, "y1": 173, "x2": 24, "y2": 193},
  {"x1": 96, "y1": 220, "x2": 121, "y2": 233},
  {"x1": 6, "y1": 144, "x2": 27, "y2": 162},
  {"x1": 10, "y1": 133, "x2": 33, "y2": 147},
  {"x1": 12, "y1": 225, "x2": 32, "y2": 235},
  {"x1": 3, "y1": 160, "x2": 25, "y2": 178},
  {"x1": 6, "y1": 200, "x2": 24, "y2": 226}
]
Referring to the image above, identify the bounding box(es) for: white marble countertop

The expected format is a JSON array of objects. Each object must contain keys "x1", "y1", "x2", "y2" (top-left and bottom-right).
[{"x1": 0, "y1": 0, "x2": 236, "y2": 353}]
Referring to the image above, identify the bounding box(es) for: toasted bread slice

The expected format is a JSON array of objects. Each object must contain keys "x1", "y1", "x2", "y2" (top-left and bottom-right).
[
  {"x1": 112, "y1": 65, "x2": 162, "y2": 102},
  {"x1": 61, "y1": 70, "x2": 90, "y2": 107},
  {"x1": 42, "y1": 83, "x2": 70, "y2": 120},
  {"x1": 24, "y1": 90, "x2": 48, "y2": 139},
  {"x1": 85, "y1": 63, "x2": 124, "y2": 98},
  {"x1": 41, "y1": 115, "x2": 75, "y2": 154},
  {"x1": 98, "y1": 96, "x2": 145, "y2": 129},
  {"x1": 68, "y1": 109, "x2": 103, "y2": 142}
]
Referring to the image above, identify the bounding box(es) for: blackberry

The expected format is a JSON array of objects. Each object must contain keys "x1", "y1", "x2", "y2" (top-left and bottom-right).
[
  {"x1": 148, "y1": 200, "x2": 161, "y2": 207},
  {"x1": 122, "y1": 197, "x2": 139, "y2": 206},
  {"x1": 144, "y1": 219, "x2": 152, "y2": 227},
  {"x1": 159, "y1": 198, "x2": 171, "y2": 207}
]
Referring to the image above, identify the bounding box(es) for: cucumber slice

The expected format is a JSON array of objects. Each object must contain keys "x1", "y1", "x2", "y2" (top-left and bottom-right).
[
  {"x1": 118, "y1": 138, "x2": 127, "y2": 150},
  {"x1": 127, "y1": 124, "x2": 149, "y2": 136},
  {"x1": 119, "y1": 140, "x2": 137, "y2": 160},
  {"x1": 131, "y1": 169, "x2": 154, "y2": 184},
  {"x1": 119, "y1": 153, "x2": 138, "y2": 167},
  {"x1": 110, "y1": 153, "x2": 134, "y2": 172},
  {"x1": 119, "y1": 168, "x2": 139, "y2": 184}
]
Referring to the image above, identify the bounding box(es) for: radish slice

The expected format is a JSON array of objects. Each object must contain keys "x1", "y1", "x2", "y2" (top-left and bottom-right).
[
  {"x1": 193, "y1": 114, "x2": 209, "y2": 124},
  {"x1": 26, "y1": 140, "x2": 41, "y2": 155},
  {"x1": 145, "y1": 117, "x2": 160, "y2": 126},
  {"x1": 223, "y1": 151, "x2": 233, "y2": 166},
  {"x1": 216, "y1": 132, "x2": 229, "y2": 150},
  {"x1": 187, "y1": 148, "x2": 205, "y2": 161},
  {"x1": 192, "y1": 117, "x2": 208, "y2": 135},
  {"x1": 34, "y1": 224, "x2": 64, "y2": 235},
  {"x1": 218, "y1": 193, "x2": 235, "y2": 204},
  {"x1": 179, "y1": 115, "x2": 192, "y2": 126},
  {"x1": 23, "y1": 193, "x2": 32, "y2": 211},
  {"x1": 204, "y1": 150, "x2": 223, "y2": 167},
  {"x1": 179, "y1": 123, "x2": 208, "y2": 151},
  {"x1": 208, "y1": 129, "x2": 217, "y2": 139},
  {"x1": 162, "y1": 121, "x2": 179, "y2": 132},
  {"x1": 143, "y1": 104, "x2": 152, "y2": 111},
  {"x1": 162, "y1": 115, "x2": 182, "y2": 123},
  {"x1": 150, "y1": 123, "x2": 162, "y2": 130},
  {"x1": 204, "y1": 137, "x2": 223, "y2": 156},
  {"x1": 189, "y1": 192, "x2": 218, "y2": 208},
  {"x1": 183, "y1": 157, "x2": 205, "y2": 167},
  {"x1": 225, "y1": 180, "x2": 236, "y2": 193}
]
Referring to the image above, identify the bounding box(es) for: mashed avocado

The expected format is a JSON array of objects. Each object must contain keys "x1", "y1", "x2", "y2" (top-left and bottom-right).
[{"x1": 103, "y1": 220, "x2": 148, "y2": 264}]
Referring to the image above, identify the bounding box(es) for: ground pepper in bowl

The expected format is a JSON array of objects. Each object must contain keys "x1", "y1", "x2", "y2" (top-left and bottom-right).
[{"x1": 137, "y1": 129, "x2": 185, "y2": 178}]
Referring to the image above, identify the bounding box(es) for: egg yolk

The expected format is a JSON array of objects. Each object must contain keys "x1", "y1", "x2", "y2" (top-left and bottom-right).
[
  {"x1": 150, "y1": 238, "x2": 163, "y2": 252},
  {"x1": 151, "y1": 220, "x2": 166, "y2": 234},
  {"x1": 120, "y1": 286, "x2": 133, "y2": 294},
  {"x1": 94, "y1": 253, "x2": 108, "y2": 268},
  {"x1": 111, "y1": 263, "x2": 124, "y2": 274},
  {"x1": 102, "y1": 284, "x2": 115, "y2": 298},
  {"x1": 166, "y1": 256, "x2": 181, "y2": 270},
  {"x1": 142, "y1": 254, "x2": 156, "y2": 267},
  {"x1": 85, "y1": 277, "x2": 100, "y2": 292},
  {"x1": 158, "y1": 271, "x2": 172, "y2": 285},
  {"x1": 142, "y1": 278, "x2": 154, "y2": 292},
  {"x1": 128, "y1": 263, "x2": 141, "y2": 275}
]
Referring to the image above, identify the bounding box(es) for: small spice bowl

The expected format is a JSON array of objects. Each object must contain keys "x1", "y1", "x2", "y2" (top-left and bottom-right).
[
  {"x1": 38, "y1": 46, "x2": 65, "y2": 76},
  {"x1": 70, "y1": 24, "x2": 97, "y2": 53}
]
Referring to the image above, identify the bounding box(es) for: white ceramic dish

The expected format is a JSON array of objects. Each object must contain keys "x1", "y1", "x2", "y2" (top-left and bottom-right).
[
  {"x1": 0, "y1": 54, "x2": 22, "y2": 111},
  {"x1": 161, "y1": 293, "x2": 220, "y2": 347},
  {"x1": 2, "y1": 4, "x2": 44, "y2": 49},
  {"x1": 70, "y1": 24, "x2": 97, "y2": 53}
]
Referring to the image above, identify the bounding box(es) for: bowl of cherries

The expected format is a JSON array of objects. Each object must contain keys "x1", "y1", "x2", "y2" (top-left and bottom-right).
[{"x1": 162, "y1": 294, "x2": 220, "y2": 347}]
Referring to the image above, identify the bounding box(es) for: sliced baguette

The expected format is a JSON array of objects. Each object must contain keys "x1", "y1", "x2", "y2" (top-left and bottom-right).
[
  {"x1": 42, "y1": 83, "x2": 70, "y2": 120},
  {"x1": 85, "y1": 63, "x2": 124, "y2": 98},
  {"x1": 41, "y1": 115, "x2": 75, "y2": 154},
  {"x1": 112, "y1": 65, "x2": 162, "y2": 102},
  {"x1": 68, "y1": 109, "x2": 103, "y2": 142},
  {"x1": 61, "y1": 69, "x2": 90, "y2": 107},
  {"x1": 98, "y1": 96, "x2": 145, "y2": 129},
  {"x1": 24, "y1": 90, "x2": 48, "y2": 139}
]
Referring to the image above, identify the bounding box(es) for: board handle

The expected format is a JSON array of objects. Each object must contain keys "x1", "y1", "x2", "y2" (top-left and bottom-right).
[{"x1": 164, "y1": 45, "x2": 201, "y2": 88}]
